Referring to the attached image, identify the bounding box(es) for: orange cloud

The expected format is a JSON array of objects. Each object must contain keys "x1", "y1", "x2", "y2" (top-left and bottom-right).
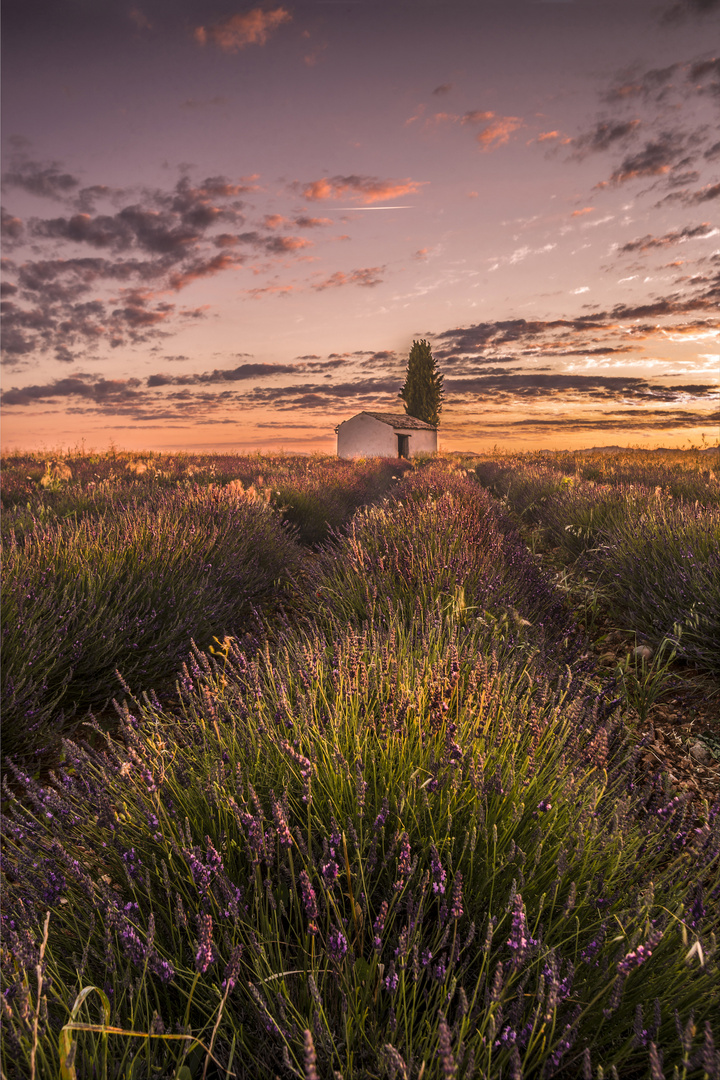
[
  {"x1": 313, "y1": 266, "x2": 384, "y2": 290},
  {"x1": 537, "y1": 130, "x2": 561, "y2": 142},
  {"x1": 295, "y1": 216, "x2": 333, "y2": 228},
  {"x1": 113, "y1": 288, "x2": 175, "y2": 327},
  {"x1": 475, "y1": 115, "x2": 523, "y2": 151},
  {"x1": 456, "y1": 110, "x2": 523, "y2": 150},
  {"x1": 263, "y1": 214, "x2": 289, "y2": 229},
  {"x1": 167, "y1": 253, "x2": 241, "y2": 291},
  {"x1": 270, "y1": 236, "x2": 313, "y2": 252},
  {"x1": 300, "y1": 175, "x2": 425, "y2": 204},
  {"x1": 571, "y1": 207, "x2": 595, "y2": 217},
  {"x1": 193, "y1": 7, "x2": 291, "y2": 52},
  {"x1": 461, "y1": 110, "x2": 495, "y2": 126},
  {"x1": 244, "y1": 285, "x2": 295, "y2": 299}
]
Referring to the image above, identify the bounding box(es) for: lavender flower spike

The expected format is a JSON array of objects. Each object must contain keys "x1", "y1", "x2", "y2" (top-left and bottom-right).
[
  {"x1": 507, "y1": 893, "x2": 537, "y2": 967},
  {"x1": 195, "y1": 913, "x2": 215, "y2": 973},
  {"x1": 437, "y1": 1015, "x2": 458, "y2": 1079},
  {"x1": 303, "y1": 1029, "x2": 319, "y2": 1080},
  {"x1": 617, "y1": 928, "x2": 663, "y2": 976}
]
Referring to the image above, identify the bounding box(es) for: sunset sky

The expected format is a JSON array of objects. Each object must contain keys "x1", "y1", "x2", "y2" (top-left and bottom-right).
[{"x1": 2, "y1": 0, "x2": 719, "y2": 455}]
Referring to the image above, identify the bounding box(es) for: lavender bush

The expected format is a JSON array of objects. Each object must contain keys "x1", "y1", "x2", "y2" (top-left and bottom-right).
[
  {"x1": 1, "y1": 485, "x2": 302, "y2": 763},
  {"x1": 473, "y1": 453, "x2": 720, "y2": 673},
  {"x1": 294, "y1": 465, "x2": 587, "y2": 668}
]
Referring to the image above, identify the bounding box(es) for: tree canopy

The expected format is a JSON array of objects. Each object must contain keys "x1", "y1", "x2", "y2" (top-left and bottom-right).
[{"x1": 398, "y1": 339, "x2": 444, "y2": 427}]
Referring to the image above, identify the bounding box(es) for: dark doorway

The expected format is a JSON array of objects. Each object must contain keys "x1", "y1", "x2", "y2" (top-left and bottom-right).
[{"x1": 397, "y1": 434, "x2": 410, "y2": 458}]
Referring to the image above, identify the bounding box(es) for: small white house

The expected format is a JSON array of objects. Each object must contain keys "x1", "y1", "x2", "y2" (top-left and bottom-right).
[{"x1": 335, "y1": 411, "x2": 438, "y2": 459}]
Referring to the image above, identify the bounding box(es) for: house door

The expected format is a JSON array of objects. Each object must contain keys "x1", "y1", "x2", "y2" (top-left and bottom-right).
[{"x1": 397, "y1": 434, "x2": 409, "y2": 458}]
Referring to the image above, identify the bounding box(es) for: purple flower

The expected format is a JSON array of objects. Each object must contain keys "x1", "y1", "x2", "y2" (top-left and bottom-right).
[
  {"x1": 649, "y1": 1042, "x2": 664, "y2": 1080},
  {"x1": 373, "y1": 900, "x2": 388, "y2": 951},
  {"x1": 271, "y1": 795, "x2": 293, "y2": 848},
  {"x1": 437, "y1": 1015, "x2": 457, "y2": 1079},
  {"x1": 617, "y1": 928, "x2": 663, "y2": 976},
  {"x1": 195, "y1": 913, "x2": 215, "y2": 973},
  {"x1": 450, "y1": 872, "x2": 464, "y2": 920},
  {"x1": 373, "y1": 798, "x2": 390, "y2": 831},
  {"x1": 327, "y1": 926, "x2": 348, "y2": 963},
  {"x1": 303, "y1": 1029, "x2": 319, "y2": 1080},
  {"x1": 122, "y1": 847, "x2": 143, "y2": 881},
  {"x1": 430, "y1": 843, "x2": 447, "y2": 895},
  {"x1": 321, "y1": 859, "x2": 340, "y2": 885},
  {"x1": 507, "y1": 893, "x2": 537, "y2": 966},
  {"x1": 384, "y1": 961, "x2": 399, "y2": 994},
  {"x1": 393, "y1": 833, "x2": 411, "y2": 893},
  {"x1": 329, "y1": 818, "x2": 341, "y2": 857},
  {"x1": 299, "y1": 870, "x2": 319, "y2": 936},
  {"x1": 222, "y1": 945, "x2": 244, "y2": 991}
]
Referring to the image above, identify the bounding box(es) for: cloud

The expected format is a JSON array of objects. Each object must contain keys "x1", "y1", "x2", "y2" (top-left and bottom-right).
[
  {"x1": 264, "y1": 235, "x2": 313, "y2": 253},
  {"x1": 147, "y1": 362, "x2": 298, "y2": 387},
  {"x1": 599, "y1": 133, "x2": 688, "y2": 186},
  {"x1": 2, "y1": 160, "x2": 80, "y2": 200},
  {"x1": 297, "y1": 174, "x2": 426, "y2": 204},
  {"x1": 460, "y1": 111, "x2": 523, "y2": 150},
  {"x1": 432, "y1": 83, "x2": 453, "y2": 95},
  {"x1": 1, "y1": 375, "x2": 143, "y2": 407},
  {"x1": 568, "y1": 119, "x2": 641, "y2": 159},
  {"x1": 661, "y1": 0, "x2": 720, "y2": 23},
  {"x1": 571, "y1": 207, "x2": 595, "y2": 217},
  {"x1": 263, "y1": 214, "x2": 289, "y2": 229},
  {"x1": 488, "y1": 243, "x2": 556, "y2": 270},
  {"x1": 294, "y1": 215, "x2": 333, "y2": 228},
  {"x1": 312, "y1": 266, "x2": 384, "y2": 290},
  {"x1": 74, "y1": 185, "x2": 118, "y2": 213},
  {"x1": 602, "y1": 65, "x2": 682, "y2": 105},
  {"x1": 193, "y1": 8, "x2": 291, "y2": 52},
  {"x1": 658, "y1": 181, "x2": 720, "y2": 206},
  {"x1": 1, "y1": 208, "x2": 24, "y2": 241},
  {"x1": 619, "y1": 223, "x2": 718, "y2": 253},
  {"x1": 475, "y1": 116, "x2": 523, "y2": 151},
  {"x1": 167, "y1": 252, "x2": 245, "y2": 290}
]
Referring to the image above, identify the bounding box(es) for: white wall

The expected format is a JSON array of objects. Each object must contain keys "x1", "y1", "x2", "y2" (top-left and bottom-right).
[
  {"x1": 407, "y1": 428, "x2": 438, "y2": 456},
  {"x1": 336, "y1": 414, "x2": 437, "y2": 458}
]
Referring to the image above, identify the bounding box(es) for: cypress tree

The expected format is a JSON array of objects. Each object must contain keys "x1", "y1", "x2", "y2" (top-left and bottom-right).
[{"x1": 398, "y1": 339, "x2": 444, "y2": 426}]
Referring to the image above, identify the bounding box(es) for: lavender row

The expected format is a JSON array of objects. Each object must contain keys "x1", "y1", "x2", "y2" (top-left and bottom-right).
[
  {"x1": 472, "y1": 457, "x2": 720, "y2": 673},
  {"x1": 1, "y1": 485, "x2": 303, "y2": 764},
  {"x1": 1, "y1": 451, "x2": 411, "y2": 546}
]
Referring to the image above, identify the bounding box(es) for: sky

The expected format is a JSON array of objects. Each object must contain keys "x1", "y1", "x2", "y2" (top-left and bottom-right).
[{"x1": 1, "y1": 0, "x2": 719, "y2": 455}]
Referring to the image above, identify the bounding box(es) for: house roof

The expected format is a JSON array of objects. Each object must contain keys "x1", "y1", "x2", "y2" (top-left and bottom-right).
[{"x1": 339, "y1": 410, "x2": 437, "y2": 432}]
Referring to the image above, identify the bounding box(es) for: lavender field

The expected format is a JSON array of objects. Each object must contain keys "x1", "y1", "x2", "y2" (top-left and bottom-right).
[{"x1": 1, "y1": 448, "x2": 718, "y2": 1080}]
